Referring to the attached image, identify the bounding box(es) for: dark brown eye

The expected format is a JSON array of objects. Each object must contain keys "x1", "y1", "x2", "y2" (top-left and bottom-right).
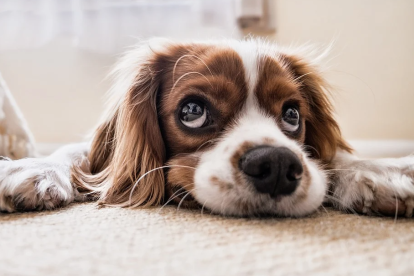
[
  {"x1": 282, "y1": 107, "x2": 300, "y2": 132},
  {"x1": 180, "y1": 102, "x2": 208, "y2": 128}
]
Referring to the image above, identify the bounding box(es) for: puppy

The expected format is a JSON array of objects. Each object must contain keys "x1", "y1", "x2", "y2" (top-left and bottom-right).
[{"x1": 1, "y1": 38, "x2": 413, "y2": 217}]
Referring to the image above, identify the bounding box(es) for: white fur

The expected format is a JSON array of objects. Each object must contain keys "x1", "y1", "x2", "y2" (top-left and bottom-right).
[
  {"x1": 225, "y1": 39, "x2": 259, "y2": 95},
  {"x1": 192, "y1": 41, "x2": 328, "y2": 216},
  {"x1": 194, "y1": 96, "x2": 327, "y2": 216},
  {"x1": 0, "y1": 143, "x2": 89, "y2": 212},
  {"x1": 1, "y1": 39, "x2": 413, "y2": 218},
  {"x1": 331, "y1": 151, "x2": 414, "y2": 217}
]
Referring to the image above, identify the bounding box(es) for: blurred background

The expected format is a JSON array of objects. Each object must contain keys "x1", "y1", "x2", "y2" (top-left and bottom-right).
[{"x1": 0, "y1": 0, "x2": 413, "y2": 156}]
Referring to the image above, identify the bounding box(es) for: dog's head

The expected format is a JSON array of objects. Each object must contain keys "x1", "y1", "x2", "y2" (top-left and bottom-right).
[{"x1": 75, "y1": 38, "x2": 351, "y2": 217}]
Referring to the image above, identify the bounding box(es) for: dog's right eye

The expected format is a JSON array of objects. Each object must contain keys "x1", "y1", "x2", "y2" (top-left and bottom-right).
[{"x1": 179, "y1": 101, "x2": 210, "y2": 128}]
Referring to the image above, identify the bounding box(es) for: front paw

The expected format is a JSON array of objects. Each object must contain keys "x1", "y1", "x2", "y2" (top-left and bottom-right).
[
  {"x1": 331, "y1": 161, "x2": 414, "y2": 217},
  {"x1": 0, "y1": 158, "x2": 76, "y2": 212}
]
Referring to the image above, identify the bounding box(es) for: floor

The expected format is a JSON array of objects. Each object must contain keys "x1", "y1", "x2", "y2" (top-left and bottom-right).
[{"x1": 1, "y1": 203, "x2": 413, "y2": 276}]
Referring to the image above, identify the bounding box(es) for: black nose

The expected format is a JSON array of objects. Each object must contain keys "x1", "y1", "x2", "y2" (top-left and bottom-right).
[{"x1": 239, "y1": 146, "x2": 303, "y2": 197}]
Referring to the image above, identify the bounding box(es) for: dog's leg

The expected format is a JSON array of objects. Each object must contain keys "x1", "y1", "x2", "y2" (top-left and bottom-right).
[
  {"x1": 329, "y1": 151, "x2": 414, "y2": 217},
  {"x1": 0, "y1": 143, "x2": 90, "y2": 212}
]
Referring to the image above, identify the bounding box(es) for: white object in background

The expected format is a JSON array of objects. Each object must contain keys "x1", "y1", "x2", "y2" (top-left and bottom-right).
[
  {"x1": 0, "y1": 0, "x2": 242, "y2": 54},
  {"x1": 0, "y1": 73, "x2": 36, "y2": 159},
  {"x1": 235, "y1": 0, "x2": 274, "y2": 32}
]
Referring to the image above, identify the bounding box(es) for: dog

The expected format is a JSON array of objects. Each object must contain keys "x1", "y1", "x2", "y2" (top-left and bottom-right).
[{"x1": 1, "y1": 38, "x2": 413, "y2": 217}]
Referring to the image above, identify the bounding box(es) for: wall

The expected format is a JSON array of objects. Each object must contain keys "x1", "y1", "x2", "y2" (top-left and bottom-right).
[
  {"x1": 272, "y1": 0, "x2": 414, "y2": 140},
  {"x1": 0, "y1": 0, "x2": 413, "y2": 144},
  {"x1": 0, "y1": 37, "x2": 114, "y2": 143}
]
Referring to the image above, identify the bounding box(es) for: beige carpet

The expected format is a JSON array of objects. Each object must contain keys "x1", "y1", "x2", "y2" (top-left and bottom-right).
[{"x1": 1, "y1": 203, "x2": 414, "y2": 276}]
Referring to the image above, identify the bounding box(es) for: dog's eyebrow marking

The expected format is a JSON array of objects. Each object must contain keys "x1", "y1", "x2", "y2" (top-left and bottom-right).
[
  {"x1": 172, "y1": 54, "x2": 213, "y2": 84},
  {"x1": 170, "y1": 71, "x2": 214, "y2": 94}
]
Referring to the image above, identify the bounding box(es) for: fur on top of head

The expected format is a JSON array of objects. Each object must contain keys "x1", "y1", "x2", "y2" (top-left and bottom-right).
[{"x1": 72, "y1": 38, "x2": 351, "y2": 217}]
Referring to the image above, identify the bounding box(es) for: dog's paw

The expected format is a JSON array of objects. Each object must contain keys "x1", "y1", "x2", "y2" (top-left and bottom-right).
[
  {"x1": 331, "y1": 157, "x2": 414, "y2": 217},
  {"x1": 0, "y1": 158, "x2": 78, "y2": 212}
]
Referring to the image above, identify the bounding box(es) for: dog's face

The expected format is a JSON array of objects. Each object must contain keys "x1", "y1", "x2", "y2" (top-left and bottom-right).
[{"x1": 79, "y1": 39, "x2": 350, "y2": 217}]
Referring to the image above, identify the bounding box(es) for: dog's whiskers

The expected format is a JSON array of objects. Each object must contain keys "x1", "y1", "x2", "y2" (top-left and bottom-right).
[
  {"x1": 302, "y1": 145, "x2": 321, "y2": 158},
  {"x1": 128, "y1": 165, "x2": 196, "y2": 207},
  {"x1": 319, "y1": 204, "x2": 329, "y2": 214},
  {"x1": 200, "y1": 200, "x2": 208, "y2": 216},
  {"x1": 196, "y1": 138, "x2": 220, "y2": 152},
  {"x1": 176, "y1": 187, "x2": 200, "y2": 212},
  {"x1": 158, "y1": 185, "x2": 193, "y2": 213}
]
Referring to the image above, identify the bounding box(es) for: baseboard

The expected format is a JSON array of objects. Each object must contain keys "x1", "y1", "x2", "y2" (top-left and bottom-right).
[
  {"x1": 36, "y1": 143, "x2": 66, "y2": 155},
  {"x1": 348, "y1": 140, "x2": 414, "y2": 158},
  {"x1": 36, "y1": 140, "x2": 414, "y2": 158}
]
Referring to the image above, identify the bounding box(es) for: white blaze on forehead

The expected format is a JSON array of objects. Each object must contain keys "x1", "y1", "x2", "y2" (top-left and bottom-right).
[
  {"x1": 225, "y1": 40, "x2": 260, "y2": 100},
  {"x1": 191, "y1": 40, "x2": 328, "y2": 216}
]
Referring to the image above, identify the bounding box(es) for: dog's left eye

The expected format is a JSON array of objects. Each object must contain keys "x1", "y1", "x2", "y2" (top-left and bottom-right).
[
  {"x1": 282, "y1": 107, "x2": 300, "y2": 132},
  {"x1": 180, "y1": 101, "x2": 209, "y2": 128}
]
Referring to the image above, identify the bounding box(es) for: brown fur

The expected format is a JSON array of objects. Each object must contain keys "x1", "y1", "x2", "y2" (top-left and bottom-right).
[
  {"x1": 71, "y1": 40, "x2": 351, "y2": 210},
  {"x1": 255, "y1": 56, "x2": 310, "y2": 143},
  {"x1": 158, "y1": 48, "x2": 248, "y2": 155},
  {"x1": 165, "y1": 154, "x2": 200, "y2": 208},
  {"x1": 279, "y1": 54, "x2": 352, "y2": 162},
  {"x1": 72, "y1": 43, "x2": 250, "y2": 208},
  {"x1": 72, "y1": 50, "x2": 166, "y2": 207},
  {"x1": 158, "y1": 46, "x2": 249, "y2": 205}
]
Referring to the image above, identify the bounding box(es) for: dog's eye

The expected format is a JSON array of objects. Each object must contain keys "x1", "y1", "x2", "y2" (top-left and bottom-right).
[
  {"x1": 282, "y1": 107, "x2": 300, "y2": 132},
  {"x1": 180, "y1": 102, "x2": 209, "y2": 128}
]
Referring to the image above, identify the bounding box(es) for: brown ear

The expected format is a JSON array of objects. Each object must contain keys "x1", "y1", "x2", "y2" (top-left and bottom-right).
[
  {"x1": 280, "y1": 54, "x2": 352, "y2": 163},
  {"x1": 72, "y1": 42, "x2": 167, "y2": 207}
]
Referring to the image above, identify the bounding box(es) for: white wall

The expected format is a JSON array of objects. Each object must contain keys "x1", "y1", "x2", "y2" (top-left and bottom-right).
[
  {"x1": 0, "y1": 37, "x2": 114, "y2": 143},
  {"x1": 273, "y1": 0, "x2": 414, "y2": 140},
  {"x1": 0, "y1": 0, "x2": 413, "y2": 144}
]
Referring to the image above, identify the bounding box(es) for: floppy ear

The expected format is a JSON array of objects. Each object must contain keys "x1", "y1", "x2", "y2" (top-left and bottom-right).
[
  {"x1": 280, "y1": 53, "x2": 352, "y2": 163},
  {"x1": 72, "y1": 42, "x2": 167, "y2": 207}
]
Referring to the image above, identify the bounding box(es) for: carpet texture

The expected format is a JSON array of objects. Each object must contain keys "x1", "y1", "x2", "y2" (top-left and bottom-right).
[{"x1": 1, "y1": 203, "x2": 413, "y2": 276}]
